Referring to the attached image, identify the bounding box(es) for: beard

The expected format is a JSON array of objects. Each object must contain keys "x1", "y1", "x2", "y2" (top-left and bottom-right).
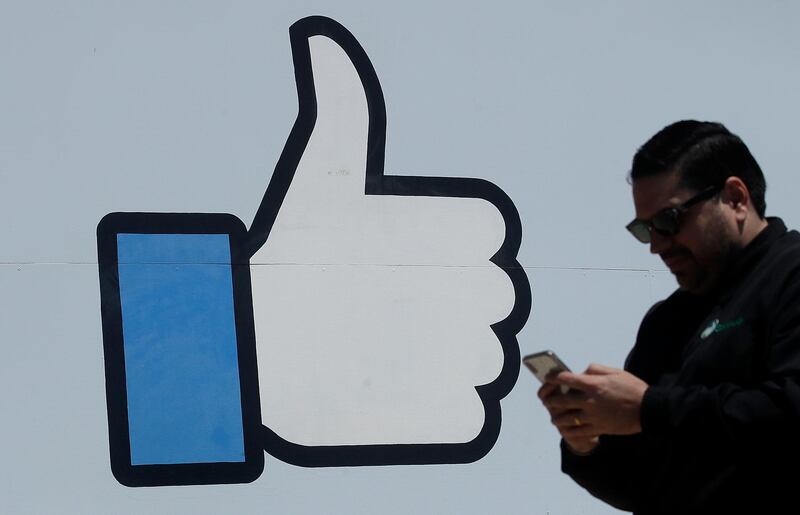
[{"x1": 667, "y1": 214, "x2": 740, "y2": 295}]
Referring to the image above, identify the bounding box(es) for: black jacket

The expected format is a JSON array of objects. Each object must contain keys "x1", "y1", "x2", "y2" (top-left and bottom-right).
[{"x1": 562, "y1": 218, "x2": 800, "y2": 514}]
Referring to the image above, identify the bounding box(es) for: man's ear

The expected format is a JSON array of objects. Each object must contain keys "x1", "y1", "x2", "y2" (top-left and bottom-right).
[{"x1": 721, "y1": 176, "x2": 751, "y2": 221}]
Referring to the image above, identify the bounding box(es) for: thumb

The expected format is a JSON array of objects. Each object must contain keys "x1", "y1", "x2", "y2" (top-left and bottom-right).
[
  {"x1": 244, "y1": 16, "x2": 385, "y2": 257},
  {"x1": 584, "y1": 363, "x2": 620, "y2": 375},
  {"x1": 552, "y1": 371, "x2": 597, "y2": 391}
]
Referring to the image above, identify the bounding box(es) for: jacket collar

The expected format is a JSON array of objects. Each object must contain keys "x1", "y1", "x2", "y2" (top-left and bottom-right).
[{"x1": 714, "y1": 217, "x2": 786, "y2": 303}]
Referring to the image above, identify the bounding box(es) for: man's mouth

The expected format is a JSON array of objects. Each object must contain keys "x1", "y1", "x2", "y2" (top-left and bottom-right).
[{"x1": 661, "y1": 250, "x2": 692, "y2": 271}]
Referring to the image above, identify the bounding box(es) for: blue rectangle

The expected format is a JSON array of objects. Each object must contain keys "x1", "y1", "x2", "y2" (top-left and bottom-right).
[{"x1": 117, "y1": 233, "x2": 245, "y2": 465}]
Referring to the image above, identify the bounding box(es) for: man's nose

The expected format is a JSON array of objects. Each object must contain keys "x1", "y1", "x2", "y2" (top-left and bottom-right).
[{"x1": 649, "y1": 230, "x2": 671, "y2": 255}]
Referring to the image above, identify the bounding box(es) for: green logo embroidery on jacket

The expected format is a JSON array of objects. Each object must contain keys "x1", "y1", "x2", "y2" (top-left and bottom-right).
[{"x1": 700, "y1": 316, "x2": 744, "y2": 340}]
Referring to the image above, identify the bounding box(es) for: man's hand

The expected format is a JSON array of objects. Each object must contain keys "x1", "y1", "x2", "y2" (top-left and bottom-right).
[
  {"x1": 537, "y1": 382, "x2": 600, "y2": 454},
  {"x1": 537, "y1": 363, "x2": 648, "y2": 454},
  {"x1": 544, "y1": 364, "x2": 649, "y2": 438}
]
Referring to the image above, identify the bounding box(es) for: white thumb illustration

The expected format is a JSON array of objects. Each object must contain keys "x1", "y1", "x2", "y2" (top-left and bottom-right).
[{"x1": 245, "y1": 17, "x2": 530, "y2": 465}]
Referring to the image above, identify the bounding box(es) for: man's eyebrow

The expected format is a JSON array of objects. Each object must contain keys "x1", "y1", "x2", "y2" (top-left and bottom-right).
[{"x1": 659, "y1": 192, "x2": 691, "y2": 209}]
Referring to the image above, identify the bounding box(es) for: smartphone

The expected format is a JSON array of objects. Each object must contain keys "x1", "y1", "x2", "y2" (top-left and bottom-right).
[{"x1": 523, "y1": 350, "x2": 571, "y2": 393}]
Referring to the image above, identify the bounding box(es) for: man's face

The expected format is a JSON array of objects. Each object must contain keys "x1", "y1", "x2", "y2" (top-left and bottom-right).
[{"x1": 631, "y1": 171, "x2": 738, "y2": 294}]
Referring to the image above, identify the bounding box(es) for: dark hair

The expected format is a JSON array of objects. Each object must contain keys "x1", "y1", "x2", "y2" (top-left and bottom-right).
[{"x1": 629, "y1": 120, "x2": 767, "y2": 217}]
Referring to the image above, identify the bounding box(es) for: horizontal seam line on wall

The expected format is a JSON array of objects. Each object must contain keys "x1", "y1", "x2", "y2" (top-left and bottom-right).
[{"x1": 0, "y1": 261, "x2": 666, "y2": 273}]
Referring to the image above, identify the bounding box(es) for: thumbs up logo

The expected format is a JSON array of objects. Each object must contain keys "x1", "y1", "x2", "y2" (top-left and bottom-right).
[{"x1": 97, "y1": 16, "x2": 530, "y2": 487}]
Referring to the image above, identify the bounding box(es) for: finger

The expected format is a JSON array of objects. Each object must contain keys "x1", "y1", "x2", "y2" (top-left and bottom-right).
[
  {"x1": 552, "y1": 371, "x2": 597, "y2": 391},
  {"x1": 551, "y1": 410, "x2": 592, "y2": 430},
  {"x1": 544, "y1": 390, "x2": 586, "y2": 411},
  {"x1": 537, "y1": 382, "x2": 559, "y2": 400},
  {"x1": 584, "y1": 363, "x2": 620, "y2": 375},
  {"x1": 560, "y1": 424, "x2": 599, "y2": 439}
]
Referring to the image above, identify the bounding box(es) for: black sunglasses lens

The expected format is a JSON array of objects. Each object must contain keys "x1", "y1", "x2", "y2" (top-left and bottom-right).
[
  {"x1": 651, "y1": 209, "x2": 680, "y2": 235},
  {"x1": 626, "y1": 221, "x2": 651, "y2": 243}
]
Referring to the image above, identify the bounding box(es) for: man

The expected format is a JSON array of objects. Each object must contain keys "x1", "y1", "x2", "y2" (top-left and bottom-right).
[{"x1": 538, "y1": 120, "x2": 800, "y2": 513}]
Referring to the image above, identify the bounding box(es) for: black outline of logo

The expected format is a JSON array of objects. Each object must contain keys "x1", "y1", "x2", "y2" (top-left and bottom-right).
[{"x1": 96, "y1": 15, "x2": 531, "y2": 485}]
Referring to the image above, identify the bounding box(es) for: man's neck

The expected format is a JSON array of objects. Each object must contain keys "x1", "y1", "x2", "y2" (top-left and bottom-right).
[{"x1": 741, "y1": 216, "x2": 769, "y2": 248}]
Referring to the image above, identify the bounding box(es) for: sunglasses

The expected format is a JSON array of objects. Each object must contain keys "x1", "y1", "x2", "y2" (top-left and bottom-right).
[{"x1": 626, "y1": 184, "x2": 723, "y2": 243}]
